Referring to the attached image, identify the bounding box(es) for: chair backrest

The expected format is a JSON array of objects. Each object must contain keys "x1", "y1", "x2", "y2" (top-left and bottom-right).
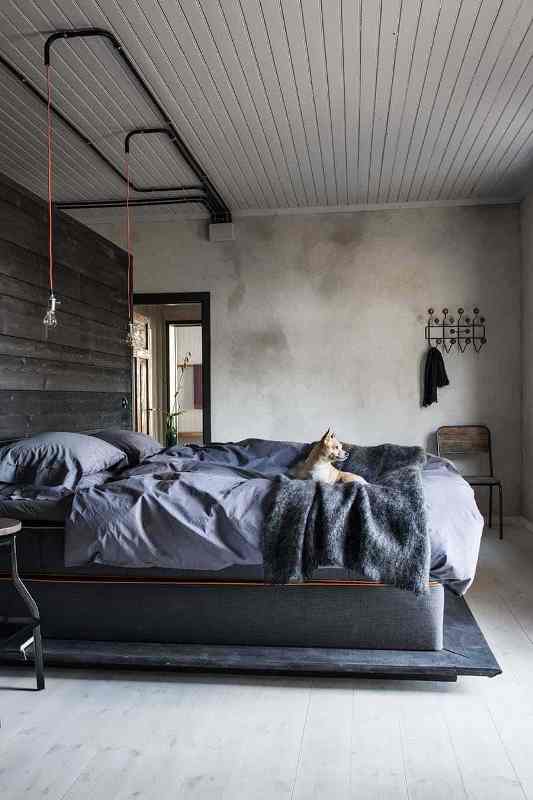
[{"x1": 436, "y1": 425, "x2": 493, "y2": 476}]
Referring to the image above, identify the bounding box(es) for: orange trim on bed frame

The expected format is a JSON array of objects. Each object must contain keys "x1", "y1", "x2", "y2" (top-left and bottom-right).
[{"x1": 0, "y1": 574, "x2": 441, "y2": 589}]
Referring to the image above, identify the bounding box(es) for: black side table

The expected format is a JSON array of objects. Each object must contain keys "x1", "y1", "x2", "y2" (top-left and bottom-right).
[{"x1": 0, "y1": 519, "x2": 45, "y2": 690}]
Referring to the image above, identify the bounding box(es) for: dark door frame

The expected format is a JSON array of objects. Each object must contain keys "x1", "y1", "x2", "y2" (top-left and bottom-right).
[{"x1": 133, "y1": 292, "x2": 211, "y2": 444}]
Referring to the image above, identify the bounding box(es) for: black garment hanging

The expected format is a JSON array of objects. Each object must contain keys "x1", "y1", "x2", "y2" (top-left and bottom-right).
[{"x1": 423, "y1": 347, "x2": 449, "y2": 407}]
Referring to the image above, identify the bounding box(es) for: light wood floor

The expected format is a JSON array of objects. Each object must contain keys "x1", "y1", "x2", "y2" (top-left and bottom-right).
[{"x1": 1, "y1": 521, "x2": 533, "y2": 799}]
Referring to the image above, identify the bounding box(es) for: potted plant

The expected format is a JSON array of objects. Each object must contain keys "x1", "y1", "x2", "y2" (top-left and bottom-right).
[
  {"x1": 149, "y1": 351, "x2": 192, "y2": 448},
  {"x1": 166, "y1": 350, "x2": 192, "y2": 447}
]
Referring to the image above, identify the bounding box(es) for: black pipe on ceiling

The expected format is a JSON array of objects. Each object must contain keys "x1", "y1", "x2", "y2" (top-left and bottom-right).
[
  {"x1": 123, "y1": 127, "x2": 202, "y2": 193},
  {"x1": 44, "y1": 29, "x2": 231, "y2": 223},
  {"x1": 1, "y1": 55, "x2": 201, "y2": 200},
  {"x1": 56, "y1": 196, "x2": 214, "y2": 213}
]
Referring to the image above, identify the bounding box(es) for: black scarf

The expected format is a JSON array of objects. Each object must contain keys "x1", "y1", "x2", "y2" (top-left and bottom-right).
[{"x1": 423, "y1": 347, "x2": 449, "y2": 406}]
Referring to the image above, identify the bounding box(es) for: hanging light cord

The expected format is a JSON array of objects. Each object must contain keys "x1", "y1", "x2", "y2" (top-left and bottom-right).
[
  {"x1": 125, "y1": 153, "x2": 136, "y2": 346},
  {"x1": 46, "y1": 64, "x2": 54, "y2": 294},
  {"x1": 43, "y1": 63, "x2": 58, "y2": 330},
  {"x1": 125, "y1": 153, "x2": 133, "y2": 322}
]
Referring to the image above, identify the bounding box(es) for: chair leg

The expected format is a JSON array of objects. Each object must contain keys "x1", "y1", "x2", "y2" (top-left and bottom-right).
[
  {"x1": 32, "y1": 625, "x2": 45, "y2": 691},
  {"x1": 498, "y1": 485, "x2": 503, "y2": 541},
  {"x1": 489, "y1": 485, "x2": 493, "y2": 528},
  {"x1": 10, "y1": 536, "x2": 45, "y2": 690}
]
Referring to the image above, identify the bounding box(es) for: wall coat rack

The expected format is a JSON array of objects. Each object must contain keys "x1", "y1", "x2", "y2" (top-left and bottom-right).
[{"x1": 425, "y1": 308, "x2": 487, "y2": 353}]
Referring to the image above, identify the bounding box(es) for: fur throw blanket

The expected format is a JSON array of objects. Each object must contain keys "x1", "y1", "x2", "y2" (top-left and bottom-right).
[{"x1": 263, "y1": 443, "x2": 430, "y2": 594}]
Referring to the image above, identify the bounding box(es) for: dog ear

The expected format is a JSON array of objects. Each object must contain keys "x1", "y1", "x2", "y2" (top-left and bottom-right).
[{"x1": 321, "y1": 428, "x2": 331, "y2": 442}]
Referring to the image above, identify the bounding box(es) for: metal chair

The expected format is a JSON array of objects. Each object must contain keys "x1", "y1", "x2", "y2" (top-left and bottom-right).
[{"x1": 436, "y1": 425, "x2": 503, "y2": 540}]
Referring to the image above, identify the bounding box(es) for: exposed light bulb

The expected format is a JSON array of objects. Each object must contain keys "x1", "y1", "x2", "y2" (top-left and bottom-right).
[
  {"x1": 43, "y1": 292, "x2": 59, "y2": 328},
  {"x1": 125, "y1": 321, "x2": 135, "y2": 346}
]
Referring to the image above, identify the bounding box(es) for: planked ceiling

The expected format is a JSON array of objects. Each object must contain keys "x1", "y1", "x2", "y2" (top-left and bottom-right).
[{"x1": 1, "y1": 0, "x2": 533, "y2": 221}]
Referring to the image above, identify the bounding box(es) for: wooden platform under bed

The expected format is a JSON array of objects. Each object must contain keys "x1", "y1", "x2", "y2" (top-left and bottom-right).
[{"x1": 0, "y1": 576, "x2": 500, "y2": 682}]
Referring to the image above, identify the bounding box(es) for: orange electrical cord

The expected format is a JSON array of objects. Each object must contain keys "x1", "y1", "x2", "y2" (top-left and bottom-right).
[
  {"x1": 46, "y1": 64, "x2": 54, "y2": 295},
  {"x1": 125, "y1": 153, "x2": 133, "y2": 323}
]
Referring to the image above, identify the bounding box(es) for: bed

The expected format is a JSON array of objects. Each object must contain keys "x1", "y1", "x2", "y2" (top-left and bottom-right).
[{"x1": 0, "y1": 431, "x2": 501, "y2": 680}]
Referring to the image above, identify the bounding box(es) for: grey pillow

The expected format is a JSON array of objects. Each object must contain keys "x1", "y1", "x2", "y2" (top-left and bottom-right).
[
  {"x1": 91, "y1": 429, "x2": 163, "y2": 466},
  {"x1": 0, "y1": 432, "x2": 127, "y2": 488}
]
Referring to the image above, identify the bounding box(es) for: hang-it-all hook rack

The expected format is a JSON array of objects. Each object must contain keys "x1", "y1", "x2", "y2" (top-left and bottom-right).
[{"x1": 425, "y1": 307, "x2": 487, "y2": 353}]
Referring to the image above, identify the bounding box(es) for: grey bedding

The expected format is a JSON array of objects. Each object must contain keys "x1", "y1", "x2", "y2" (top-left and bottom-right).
[
  {"x1": 0, "y1": 432, "x2": 126, "y2": 488},
  {"x1": 0, "y1": 439, "x2": 483, "y2": 594},
  {"x1": 66, "y1": 439, "x2": 482, "y2": 594},
  {"x1": 0, "y1": 471, "x2": 117, "y2": 521}
]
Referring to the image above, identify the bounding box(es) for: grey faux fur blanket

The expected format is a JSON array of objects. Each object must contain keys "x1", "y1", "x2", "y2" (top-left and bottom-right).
[{"x1": 263, "y1": 443, "x2": 430, "y2": 594}]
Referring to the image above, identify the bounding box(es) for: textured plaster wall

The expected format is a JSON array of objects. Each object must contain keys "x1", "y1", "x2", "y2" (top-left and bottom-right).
[
  {"x1": 86, "y1": 204, "x2": 522, "y2": 513},
  {"x1": 521, "y1": 194, "x2": 533, "y2": 521}
]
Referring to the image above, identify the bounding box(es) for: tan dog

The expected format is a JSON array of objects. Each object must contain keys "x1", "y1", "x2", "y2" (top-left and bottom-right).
[{"x1": 293, "y1": 429, "x2": 367, "y2": 484}]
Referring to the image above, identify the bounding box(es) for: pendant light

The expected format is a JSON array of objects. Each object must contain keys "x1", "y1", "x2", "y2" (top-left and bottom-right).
[
  {"x1": 124, "y1": 149, "x2": 136, "y2": 347},
  {"x1": 43, "y1": 62, "x2": 59, "y2": 329}
]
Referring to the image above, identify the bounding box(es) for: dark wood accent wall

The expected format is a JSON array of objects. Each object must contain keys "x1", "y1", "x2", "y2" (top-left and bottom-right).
[{"x1": 0, "y1": 173, "x2": 131, "y2": 439}]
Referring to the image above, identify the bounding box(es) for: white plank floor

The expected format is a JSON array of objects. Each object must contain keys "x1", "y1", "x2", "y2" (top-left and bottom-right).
[{"x1": 1, "y1": 521, "x2": 533, "y2": 799}]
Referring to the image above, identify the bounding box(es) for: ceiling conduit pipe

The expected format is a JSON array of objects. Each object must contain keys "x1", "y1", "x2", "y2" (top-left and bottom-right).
[{"x1": 44, "y1": 29, "x2": 231, "y2": 223}]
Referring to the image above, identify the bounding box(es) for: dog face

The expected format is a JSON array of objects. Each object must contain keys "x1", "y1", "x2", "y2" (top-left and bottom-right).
[{"x1": 320, "y1": 428, "x2": 348, "y2": 462}]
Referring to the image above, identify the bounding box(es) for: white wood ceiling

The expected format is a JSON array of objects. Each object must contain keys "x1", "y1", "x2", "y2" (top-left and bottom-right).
[{"x1": 1, "y1": 0, "x2": 533, "y2": 218}]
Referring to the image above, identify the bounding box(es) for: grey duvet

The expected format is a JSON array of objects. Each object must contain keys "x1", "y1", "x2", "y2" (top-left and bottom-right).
[
  {"x1": 0, "y1": 439, "x2": 483, "y2": 594},
  {"x1": 63, "y1": 439, "x2": 482, "y2": 594}
]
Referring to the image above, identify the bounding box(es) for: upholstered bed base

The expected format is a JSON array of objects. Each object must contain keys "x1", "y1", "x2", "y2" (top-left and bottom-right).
[{"x1": 0, "y1": 525, "x2": 444, "y2": 652}]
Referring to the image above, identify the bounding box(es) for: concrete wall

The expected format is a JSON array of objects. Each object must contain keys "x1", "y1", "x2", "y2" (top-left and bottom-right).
[
  {"x1": 83, "y1": 204, "x2": 522, "y2": 513},
  {"x1": 521, "y1": 195, "x2": 533, "y2": 520}
]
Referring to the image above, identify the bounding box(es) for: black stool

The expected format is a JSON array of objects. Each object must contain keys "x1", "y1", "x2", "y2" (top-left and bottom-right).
[{"x1": 0, "y1": 519, "x2": 45, "y2": 690}]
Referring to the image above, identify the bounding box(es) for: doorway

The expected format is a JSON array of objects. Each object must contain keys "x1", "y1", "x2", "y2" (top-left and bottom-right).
[{"x1": 133, "y1": 292, "x2": 211, "y2": 446}]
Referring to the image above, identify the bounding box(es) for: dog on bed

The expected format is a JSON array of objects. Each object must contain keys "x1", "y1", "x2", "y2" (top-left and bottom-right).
[{"x1": 293, "y1": 428, "x2": 367, "y2": 484}]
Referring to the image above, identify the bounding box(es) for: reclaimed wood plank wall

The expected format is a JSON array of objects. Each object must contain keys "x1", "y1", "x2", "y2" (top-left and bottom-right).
[{"x1": 0, "y1": 172, "x2": 131, "y2": 439}]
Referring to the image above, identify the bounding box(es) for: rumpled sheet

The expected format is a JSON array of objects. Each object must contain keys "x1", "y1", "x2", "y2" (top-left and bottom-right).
[
  {"x1": 59, "y1": 439, "x2": 483, "y2": 594},
  {"x1": 0, "y1": 471, "x2": 117, "y2": 521}
]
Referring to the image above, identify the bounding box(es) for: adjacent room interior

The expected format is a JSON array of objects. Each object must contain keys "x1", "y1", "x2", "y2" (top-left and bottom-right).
[
  {"x1": 132, "y1": 297, "x2": 209, "y2": 446},
  {"x1": 0, "y1": 2, "x2": 532, "y2": 798}
]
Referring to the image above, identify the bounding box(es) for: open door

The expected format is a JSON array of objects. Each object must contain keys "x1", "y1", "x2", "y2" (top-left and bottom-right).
[
  {"x1": 132, "y1": 311, "x2": 152, "y2": 435},
  {"x1": 133, "y1": 293, "x2": 211, "y2": 446}
]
